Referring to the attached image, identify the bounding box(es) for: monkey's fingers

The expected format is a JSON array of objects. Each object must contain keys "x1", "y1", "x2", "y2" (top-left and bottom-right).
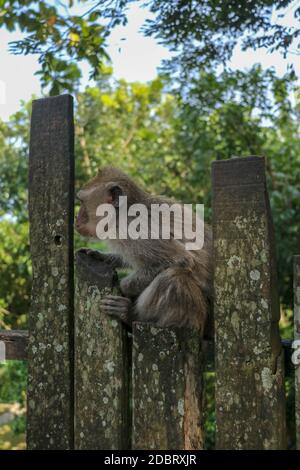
[
  {"x1": 100, "y1": 295, "x2": 132, "y2": 325},
  {"x1": 100, "y1": 297, "x2": 131, "y2": 312},
  {"x1": 100, "y1": 303, "x2": 128, "y2": 312},
  {"x1": 100, "y1": 304, "x2": 128, "y2": 323},
  {"x1": 102, "y1": 295, "x2": 131, "y2": 303}
]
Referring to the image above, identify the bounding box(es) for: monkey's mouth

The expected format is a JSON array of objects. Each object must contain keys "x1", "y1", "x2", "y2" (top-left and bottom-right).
[{"x1": 75, "y1": 205, "x2": 89, "y2": 234}]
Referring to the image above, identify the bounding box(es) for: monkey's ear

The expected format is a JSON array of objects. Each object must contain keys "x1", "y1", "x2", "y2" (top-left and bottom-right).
[{"x1": 106, "y1": 183, "x2": 123, "y2": 208}]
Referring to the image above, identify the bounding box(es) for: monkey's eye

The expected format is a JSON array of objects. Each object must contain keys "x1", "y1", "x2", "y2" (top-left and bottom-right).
[{"x1": 107, "y1": 184, "x2": 123, "y2": 207}]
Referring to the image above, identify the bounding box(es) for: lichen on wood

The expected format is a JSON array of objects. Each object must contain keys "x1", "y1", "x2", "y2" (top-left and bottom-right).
[
  {"x1": 212, "y1": 156, "x2": 286, "y2": 450},
  {"x1": 74, "y1": 251, "x2": 130, "y2": 450},
  {"x1": 132, "y1": 322, "x2": 204, "y2": 450},
  {"x1": 27, "y1": 95, "x2": 75, "y2": 450}
]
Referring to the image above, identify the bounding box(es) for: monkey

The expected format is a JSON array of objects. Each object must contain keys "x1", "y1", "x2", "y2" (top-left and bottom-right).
[{"x1": 75, "y1": 166, "x2": 212, "y2": 336}]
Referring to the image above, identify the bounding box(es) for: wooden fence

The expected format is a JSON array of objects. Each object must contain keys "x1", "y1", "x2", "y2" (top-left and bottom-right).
[{"x1": 0, "y1": 95, "x2": 299, "y2": 450}]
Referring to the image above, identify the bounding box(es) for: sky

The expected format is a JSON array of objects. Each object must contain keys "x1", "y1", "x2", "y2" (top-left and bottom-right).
[{"x1": 0, "y1": 2, "x2": 299, "y2": 121}]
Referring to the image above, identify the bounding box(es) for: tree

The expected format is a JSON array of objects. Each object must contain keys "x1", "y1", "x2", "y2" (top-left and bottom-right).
[
  {"x1": 0, "y1": 0, "x2": 129, "y2": 94},
  {"x1": 2, "y1": 1, "x2": 299, "y2": 94},
  {"x1": 0, "y1": 103, "x2": 31, "y2": 328},
  {"x1": 74, "y1": 72, "x2": 181, "y2": 194},
  {"x1": 144, "y1": 0, "x2": 300, "y2": 78}
]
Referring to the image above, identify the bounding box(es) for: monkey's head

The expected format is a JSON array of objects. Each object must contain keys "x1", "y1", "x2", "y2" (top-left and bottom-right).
[{"x1": 75, "y1": 166, "x2": 144, "y2": 239}]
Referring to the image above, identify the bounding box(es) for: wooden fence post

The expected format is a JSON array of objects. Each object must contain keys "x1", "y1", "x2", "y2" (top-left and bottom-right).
[
  {"x1": 132, "y1": 323, "x2": 204, "y2": 450},
  {"x1": 27, "y1": 95, "x2": 74, "y2": 449},
  {"x1": 294, "y1": 255, "x2": 300, "y2": 449},
  {"x1": 74, "y1": 252, "x2": 130, "y2": 449},
  {"x1": 212, "y1": 156, "x2": 286, "y2": 450}
]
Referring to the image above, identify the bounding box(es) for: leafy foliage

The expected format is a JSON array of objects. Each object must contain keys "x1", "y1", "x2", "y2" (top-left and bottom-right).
[
  {"x1": 0, "y1": 361, "x2": 27, "y2": 447},
  {"x1": 144, "y1": 0, "x2": 300, "y2": 78},
  {"x1": 0, "y1": 103, "x2": 31, "y2": 329},
  {"x1": 0, "y1": 361, "x2": 27, "y2": 405},
  {"x1": 1, "y1": 1, "x2": 299, "y2": 93},
  {"x1": 75, "y1": 72, "x2": 180, "y2": 193},
  {"x1": 0, "y1": 0, "x2": 130, "y2": 94}
]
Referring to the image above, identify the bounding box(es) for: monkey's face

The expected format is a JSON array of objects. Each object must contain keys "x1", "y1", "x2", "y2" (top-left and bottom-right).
[{"x1": 75, "y1": 176, "x2": 123, "y2": 239}]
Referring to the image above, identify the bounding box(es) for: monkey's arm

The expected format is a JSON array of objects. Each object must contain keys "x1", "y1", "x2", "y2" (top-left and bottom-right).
[
  {"x1": 100, "y1": 269, "x2": 160, "y2": 327},
  {"x1": 120, "y1": 266, "x2": 162, "y2": 297},
  {"x1": 77, "y1": 248, "x2": 126, "y2": 269}
]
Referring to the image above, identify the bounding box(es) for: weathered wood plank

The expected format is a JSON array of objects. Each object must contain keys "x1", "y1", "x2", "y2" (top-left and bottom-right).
[
  {"x1": 1, "y1": 328, "x2": 294, "y2": 380},
  {"x1": 0, "y1": 330, "x2": 28, "y2": 360},
  {"x1": 27, "y1": 95, "x2": 74, "y2": 450},
  {"x1": 74, "y1": 251, "x2": 130, "y2": 450},
  {"x1": 132, "y1": 322, "x2": 204, "y2": 450},
  {"x1": 212, "y1": 156, "x2": 286, "y2": 450},
  {"x1": 1, "y1": 328, "x2": 294, "y2": 376},
  {"x1": 294, "y1": 255, "x2": 300, "y2": 449}
]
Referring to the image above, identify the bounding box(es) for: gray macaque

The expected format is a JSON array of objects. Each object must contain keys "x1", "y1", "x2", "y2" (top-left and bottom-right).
[{"x1": 76, "y1": 166, "x2": 212, "y2": 336}]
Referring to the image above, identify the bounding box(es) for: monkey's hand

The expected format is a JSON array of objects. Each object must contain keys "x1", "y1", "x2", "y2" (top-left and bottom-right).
[
  {"x1": 77, "y1": 248, "x2": 124, "y2": 268},
  {"x1": 100, "y1": 295, "x2": 133, "y2": 326}
]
